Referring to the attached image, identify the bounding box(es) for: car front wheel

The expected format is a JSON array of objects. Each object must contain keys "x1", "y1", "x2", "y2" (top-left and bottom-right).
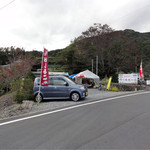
[
  {"x1": 70, "y1": 92, "x2": 80, "y2": 101},
  {"x1": 34, "y1": 93, "x2": 43, "y2": 102}
]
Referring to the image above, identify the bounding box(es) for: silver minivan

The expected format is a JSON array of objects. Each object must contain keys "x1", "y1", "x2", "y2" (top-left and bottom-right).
[{"x1": 33, "y1": 76, "x2": 88, "y2": 102}]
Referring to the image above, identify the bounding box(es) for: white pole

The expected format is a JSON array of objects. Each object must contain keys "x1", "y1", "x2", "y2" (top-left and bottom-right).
[{"x1": 37, "y1": 48, "x2": 44, "y2": 102}]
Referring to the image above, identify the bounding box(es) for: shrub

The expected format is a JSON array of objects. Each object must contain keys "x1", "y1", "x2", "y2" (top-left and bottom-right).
[
  {"x1": 108, "y1": 87, "x2": 119, "y2": 92},
  {"x1": 27, "y1": 71, "x2": 35, "y2": 80},
  {"x1": 101, "y1": 77, "x2": 109, "y2": 86},
  {"x1": 0, "y1": 90, "x2": 5, "y2": 96},
  {"x1": 13, "y1": 78, "x2": 34, "y2": 104},
  {"x1": 11, "y1": 80, "x2": 21, "y2": 92},
  {"x1": 111, "y1": 83, "x2": 139, "y2": 91},
  {"x1": 14, "y1": 90, "x2": 24, "y2": 104}
]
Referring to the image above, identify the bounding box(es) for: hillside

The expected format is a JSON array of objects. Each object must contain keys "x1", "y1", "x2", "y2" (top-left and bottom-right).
[
  {"x1": 123, "y1": 29, "x2": 150, "y2": 62},
  {"x1": 53, "y1": 28, "x2": 150, "y2": 80},
  {"x1": 1, "y1": 27, "x2": 150, "y2": 80}
]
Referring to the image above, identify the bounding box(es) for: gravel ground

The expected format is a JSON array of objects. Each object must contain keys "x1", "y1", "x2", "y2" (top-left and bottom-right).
[{"x1": 30, "y1": 89, "x2": 134, "y2": 114}]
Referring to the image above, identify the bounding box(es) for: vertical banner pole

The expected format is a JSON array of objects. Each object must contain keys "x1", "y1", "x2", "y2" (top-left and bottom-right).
[
  {"x1": 37, "y1": 48, "x2": 49, "y2": 108},
  {"x1": 37, "y1": 50, "x2": 43, "y2": 106}
]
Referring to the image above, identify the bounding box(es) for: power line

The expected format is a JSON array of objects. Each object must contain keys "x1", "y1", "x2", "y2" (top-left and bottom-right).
[{"x1": 0, "y1": 0, "x2": 15, "y2": 10}]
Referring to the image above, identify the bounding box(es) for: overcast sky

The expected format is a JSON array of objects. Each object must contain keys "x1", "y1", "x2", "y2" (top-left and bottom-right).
[{"x1": 0, "y1": 0, "x2": 150, "y2": 51}]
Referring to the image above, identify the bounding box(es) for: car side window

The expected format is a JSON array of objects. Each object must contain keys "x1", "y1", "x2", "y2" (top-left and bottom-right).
[
  {"x1": 36, "y1": 78, "x2": 40, "y2": 85},
  {"x1": 53, "y1": 78, "x2": 66, "y2": 86},
  {"x1": 48, "y1": 78, "x2": 53, "y2": 85}
]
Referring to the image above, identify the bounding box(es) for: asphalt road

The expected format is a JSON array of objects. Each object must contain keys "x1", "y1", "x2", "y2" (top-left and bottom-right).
[{"x1": 1, "y1": 91, "x2": 150, "y2": 149}]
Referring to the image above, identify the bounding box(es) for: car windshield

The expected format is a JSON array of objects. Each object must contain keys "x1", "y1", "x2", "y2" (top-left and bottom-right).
[
  {"x1": 64, "y1": 77, "x2": 76, "y2": 85},
  {"x1": 35, "y1": 78, "x2": 40, "y2": 85},
  {"x1": 35, "y1": 77, "x2": 76, "y2": 85}
]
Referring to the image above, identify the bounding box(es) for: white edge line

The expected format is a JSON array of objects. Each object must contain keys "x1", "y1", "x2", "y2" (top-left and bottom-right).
[{"x1": 0, "y1": 91, "x2": 150, "y2": 126}]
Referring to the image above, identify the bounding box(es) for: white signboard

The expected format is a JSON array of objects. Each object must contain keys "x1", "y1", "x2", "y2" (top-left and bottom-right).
[
  {"x1": 118, "y1": 74, "x2": 138, "y2": 84},
  {"x1": 146, "y1": 80, "x2": 150, "y2": 85}
]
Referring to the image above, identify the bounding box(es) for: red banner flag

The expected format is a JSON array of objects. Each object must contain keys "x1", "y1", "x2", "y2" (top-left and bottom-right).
[
  {"x1": 139, "y1": 60, "x2": 144, "y2": 80},
  {"x1": 40, "y1": 48, "x2": 49, "y2": 86}
]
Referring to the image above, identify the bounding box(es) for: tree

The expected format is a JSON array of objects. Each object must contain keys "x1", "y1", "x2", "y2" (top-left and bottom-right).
[
  {"x1": 47, "y1": 24, "x2": 142, "y2": 79},
  {"x1": 72, "y1": 24, "x2": 141, "y2": 78},
  {"x1": 0, "y1": 49, "x2": 8, "y2": 65},
  {"x1": 0, "y1": 53, "x2": 37, "y2": 92},
  {"x1": 74, "y1": 24, "x2": 114, "y2": 76}
]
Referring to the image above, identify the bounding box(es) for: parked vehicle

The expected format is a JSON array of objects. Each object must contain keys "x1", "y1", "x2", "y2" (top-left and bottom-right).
[{"x1": 33, "y1": 76, "x2": 88, "y2": 102}]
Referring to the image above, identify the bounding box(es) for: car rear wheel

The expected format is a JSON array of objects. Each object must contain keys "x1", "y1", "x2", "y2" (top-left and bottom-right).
[
  {"x1": 70, "y1": 92, "x2": 80, "y2": 101},
  {"x1": 34, "y1": 93, "x2": 43, "y2": 102}
]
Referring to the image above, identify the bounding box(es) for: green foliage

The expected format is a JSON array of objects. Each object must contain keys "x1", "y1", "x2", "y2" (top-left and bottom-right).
[
  {"x1": 26, "y1": 50, "x2": 42, "y2": 57},
  {"x1": 13, "y1": 79, "x2": 34, "y2": 104},
  {"x1": 27, "y1": 71, "x2": 35, "y2": 80},
  {"x1": 108, "y1": 87, "x2": 119, "y2": 92},
  {"x1": 49, "y1": 49, "x2": 62, "y2": 57},
  {"x1": 0, "y1": 47, "x2": 25, "y2": 65},
  {"x1": 14, "y1": 90, "x2": 24, "y2": 104},
  {"x1": 56, "y1": 44, "x2": 77, "y2": 74},
  {"x1": 11, "y1": 80, "x2": 21, "y2": 92},
  {"x1": 101, "y1": 77, "x2": 109, "y2": 86},
  {"x1": 0, "y1": 51, "x2": 8, "y2": 65}
]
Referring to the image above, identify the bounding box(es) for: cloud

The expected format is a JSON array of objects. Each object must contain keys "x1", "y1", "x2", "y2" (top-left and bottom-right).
[
  {"x1": 0, "y1": 0, "x2": 150, "y2": 51},
  {"x1": 108, "y1": 0, "x2": 150, "y2": 31}
]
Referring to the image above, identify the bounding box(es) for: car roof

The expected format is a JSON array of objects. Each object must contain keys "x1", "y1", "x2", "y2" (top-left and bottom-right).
[{"x1": 36, "y1": 76, "x2": 67, "y2": 79}]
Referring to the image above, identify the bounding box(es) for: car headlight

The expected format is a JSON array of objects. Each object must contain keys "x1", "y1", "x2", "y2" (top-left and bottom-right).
[{"x1": 80, "y1": 86, "x2": 85, "y2": 90}]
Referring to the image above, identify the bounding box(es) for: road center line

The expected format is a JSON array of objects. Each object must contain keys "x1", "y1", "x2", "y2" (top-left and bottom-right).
[{"x1": 0, "y1": 91, "x2": 150, "y2": 126}]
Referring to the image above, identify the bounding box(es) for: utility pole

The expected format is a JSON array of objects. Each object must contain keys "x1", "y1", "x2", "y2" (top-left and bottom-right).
[
  {"x1": 135, "y1": 56, "x2": 137, "y2": 72},
  {"x1": 96, "y1": 55, "x2": 98, "y2": 75},
  {"x1": 92, "y1": 59, "x2": 93, "y2": 72}
]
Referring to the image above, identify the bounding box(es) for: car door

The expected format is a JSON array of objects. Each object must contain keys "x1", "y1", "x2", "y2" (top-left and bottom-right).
[
  {"x1": 40, "y1": 77, "x2": 54, "y2": 98},
  {"x1": 52, "y1": 77, "x2": 70, "y2": 98}
]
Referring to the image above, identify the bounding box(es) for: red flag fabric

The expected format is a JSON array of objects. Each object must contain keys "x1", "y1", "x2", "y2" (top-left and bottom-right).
[
  {"x1": 139, "y1": 60, "x2": 143, "y2": 80},
  {"x1": 40, "y1": 48, "x2": 49, "y2": 86},
  {"x1": 76, "y1": 74, "x2": 85, "y2": 78}
]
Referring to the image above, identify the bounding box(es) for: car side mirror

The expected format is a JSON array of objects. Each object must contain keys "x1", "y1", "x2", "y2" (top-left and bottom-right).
[{"x1": 64, "y1": 82, "x2": 69, "y2": 86}]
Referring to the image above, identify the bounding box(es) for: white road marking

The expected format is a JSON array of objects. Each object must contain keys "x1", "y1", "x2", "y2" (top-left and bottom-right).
[{"x1": 0, "y1": 91, "x2": 150, "y2": 126}]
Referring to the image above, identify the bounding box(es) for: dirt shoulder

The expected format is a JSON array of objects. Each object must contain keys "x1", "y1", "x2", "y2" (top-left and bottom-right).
[
  {"x1": 0, "y1": 92, "x2": 32, "y2": 119},
  {"x1": 0, "y1": 92, "x2": 16, "y2": 112}
]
